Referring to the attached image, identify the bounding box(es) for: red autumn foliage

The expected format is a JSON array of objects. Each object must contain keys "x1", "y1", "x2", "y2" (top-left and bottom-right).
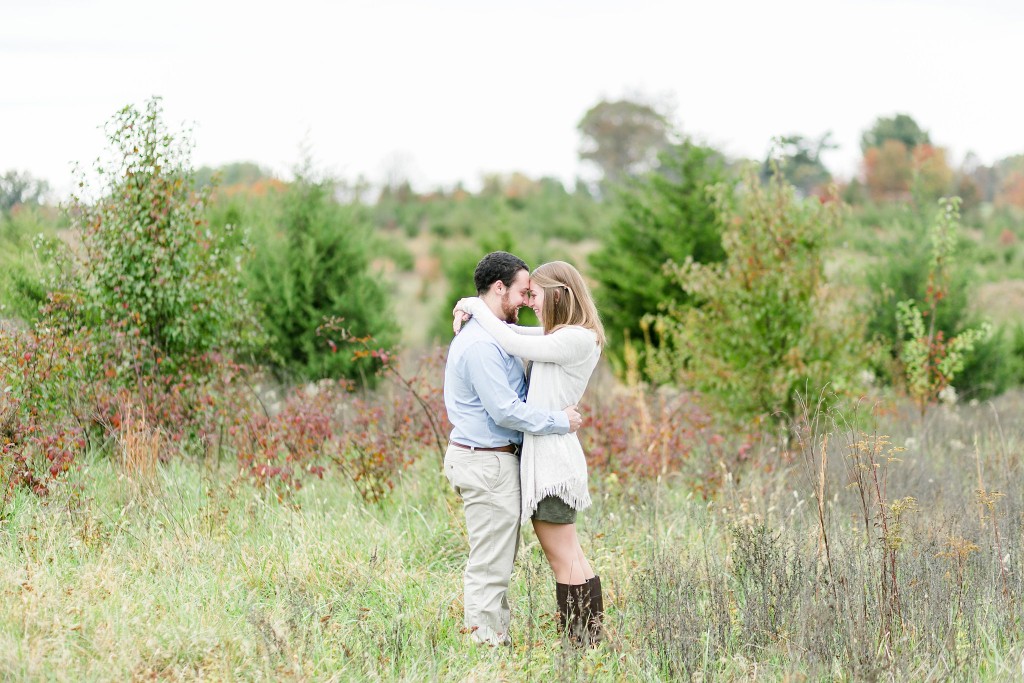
[
  {"x1": 0, "y1": 322, "x2": 89, "y2": 500},
  {"x1": 579, "y1": 382, "x2": 743, "y2": 498},
  {"x1": 5, "y1": 303, "x2": 756, "y2": 509}
]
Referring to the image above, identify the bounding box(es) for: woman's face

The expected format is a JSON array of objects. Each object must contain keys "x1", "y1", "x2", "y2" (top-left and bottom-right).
[{"x1": 528, "y1": 282, "x2": 545, "y2": 319}]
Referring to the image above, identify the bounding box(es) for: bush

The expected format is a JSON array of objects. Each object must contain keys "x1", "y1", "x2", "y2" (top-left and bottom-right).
[
  {"x1": 867, "y1": 198, "x2": 996, "y2": 406},
  {"x1": 2, "y1": 98, "x2": 262, "y2": 483},
  {"x1": 655, "y1": 170, "x2": 866, "y2": 424},
  {"x1": 864, "y1": 207, "x2": 971, "y2": 363},
  {"x1": 211, "y1": 348, "x2": 449, "y2": 503},
  {"x1": 64, "y1": 97, "x2": 260, "y2": 375},
  {"x1": 954, "y1": 323, "x2": 1024, "y2": 400},
  {"x1": 0, "y1": 319, "x2": 89, "y2": 500},
  {"x1": 577, "y1": 375, "x2": 741, "y2": 497}
]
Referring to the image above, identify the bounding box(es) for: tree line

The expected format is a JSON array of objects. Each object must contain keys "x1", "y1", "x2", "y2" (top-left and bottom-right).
[{"x1": 2, "y1": 96, "x2": 1023, "y2": 427}]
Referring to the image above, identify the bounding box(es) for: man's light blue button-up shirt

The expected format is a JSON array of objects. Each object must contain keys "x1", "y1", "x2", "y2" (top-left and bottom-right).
[{"x1": 444, "y1": 318, "x2": 569, "y2": 448}]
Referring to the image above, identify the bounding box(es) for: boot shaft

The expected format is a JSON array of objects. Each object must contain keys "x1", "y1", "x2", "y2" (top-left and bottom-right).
[{"x1": 556, "y1": 579, "x2": 600, "y2": 646}]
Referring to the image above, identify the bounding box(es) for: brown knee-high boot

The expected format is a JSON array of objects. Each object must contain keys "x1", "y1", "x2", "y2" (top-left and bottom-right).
[
  {"x1": 556, "y1": 581, "x2": 593, "y2": 646},
  {"x1": 586, "y1": 575, "x2": 604, "y2": 644},
  {"x1": 555, "y1": 582, "x2": 570, "y2": 634}
]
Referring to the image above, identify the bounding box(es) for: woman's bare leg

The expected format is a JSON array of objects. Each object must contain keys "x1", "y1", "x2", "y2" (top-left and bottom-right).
[{"x1": 532, "y1": 520, "x2": 594, "y2": 584}]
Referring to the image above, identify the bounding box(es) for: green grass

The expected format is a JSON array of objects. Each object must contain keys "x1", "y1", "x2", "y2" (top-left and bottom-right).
[
  {"x1": 3, "y1": 392, "x2": 1024, "y2": 681},
  {"x1": 1, "y1": 455, "x2": 664, "y2": 681}
]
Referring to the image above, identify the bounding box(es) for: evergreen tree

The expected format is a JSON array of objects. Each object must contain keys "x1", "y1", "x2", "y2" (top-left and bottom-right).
[
  {"x1": 589, "y1": 141, "x2": 731, "y2": 379},
  {"x1": 248, "y1": 169, "x2": 397, "y2": 382},
  {"x1": 429, "y1": 230, "x2": 549, "y2": 344}
]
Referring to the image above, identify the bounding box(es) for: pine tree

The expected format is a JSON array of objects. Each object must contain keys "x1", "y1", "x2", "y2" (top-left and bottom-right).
[
  {"x1": 248, "y1": 171, "x2": 397, "y2": 382},
  {"x1": 589, "y1": 141, "x2": 730, "y2": 379}
]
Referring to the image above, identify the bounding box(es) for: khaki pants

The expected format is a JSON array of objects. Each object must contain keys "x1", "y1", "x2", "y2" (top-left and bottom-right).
[{"x1": 444, "y1": 444, "x2": 521, "y2": 645}]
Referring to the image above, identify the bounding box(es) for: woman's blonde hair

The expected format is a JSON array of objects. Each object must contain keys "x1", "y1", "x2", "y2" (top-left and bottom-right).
[{"x1": 531, "y1": 261, "x2": 606, "y2": 347}]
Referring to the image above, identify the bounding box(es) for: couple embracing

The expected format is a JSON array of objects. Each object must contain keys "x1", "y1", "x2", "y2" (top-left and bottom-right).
[{"x1": 442, "y1": 251, "x2": 605, "y2": 647}]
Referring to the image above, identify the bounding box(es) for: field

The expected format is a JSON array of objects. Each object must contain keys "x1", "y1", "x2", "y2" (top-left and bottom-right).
[
  {"x1": 3, "y1": 386, "x2": 1022, "y2": 681},
  {"x1": 3, "y1": 101, "x2": 1023, "y2": 682}
]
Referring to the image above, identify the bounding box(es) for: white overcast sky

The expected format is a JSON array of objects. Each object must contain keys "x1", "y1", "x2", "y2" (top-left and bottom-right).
[{"x1": 3, "y1": 0, "x2": 1022, "y2": 196}]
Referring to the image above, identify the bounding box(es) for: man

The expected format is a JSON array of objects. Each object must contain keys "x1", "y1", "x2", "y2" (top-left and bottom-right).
[{"x1": 443, "y1": 251, "x2": 582, "y2": 646}]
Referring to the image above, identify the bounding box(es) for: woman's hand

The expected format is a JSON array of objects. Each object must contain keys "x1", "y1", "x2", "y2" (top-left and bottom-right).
[
  {"x1": 453, "y1": 307, "x2": 471, "y2": 335},
  {"x1": 452, "y1": 297, "x2": 482, "y2": 335}
]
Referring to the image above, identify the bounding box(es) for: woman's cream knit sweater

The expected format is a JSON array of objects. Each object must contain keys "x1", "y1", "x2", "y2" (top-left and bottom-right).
[{"x1": 458, "y1": 297, "x2": 601, "y2": 524}]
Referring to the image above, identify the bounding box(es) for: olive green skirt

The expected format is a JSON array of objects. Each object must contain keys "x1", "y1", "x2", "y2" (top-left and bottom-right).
[{"x1": 533, "y1": 495, "x2": 577, "y2": 524}]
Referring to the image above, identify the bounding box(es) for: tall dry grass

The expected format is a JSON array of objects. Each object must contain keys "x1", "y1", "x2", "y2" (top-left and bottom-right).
[
  {"x1": 1, "y1": 391, "x2": 1022, "y2": 680},
  {"x1": 113, "y1": 405, "x2": 162, "y2": 499}
]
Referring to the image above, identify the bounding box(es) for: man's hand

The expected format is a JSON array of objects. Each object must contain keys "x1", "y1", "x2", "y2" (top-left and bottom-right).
[{"x1": 563, "y1": 404, "x2": 582, "y2": 433}]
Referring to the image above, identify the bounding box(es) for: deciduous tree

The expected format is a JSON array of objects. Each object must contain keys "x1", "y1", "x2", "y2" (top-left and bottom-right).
[
  {"x1": 655, "y1": 170, "x2": 864, "y2": 423},
  {"x1": 0, "y1": 171, "x2": 49, "y2": 213},
  {"x1": 577, "y1": 98, "x2": 672, "y2": 188},
  {"x1": 863, "y1": 139, "x2": 914, "y2": 201},
  {"x1": 860, "y1": 113, "x2": 930, "y2": 153},
  {"x1": 761, "y1": 133, "x2": 835, "y2": 197},
  {"x1": 995, "y1": 154, "x2": 1024, "y2": 208},
  {"x1": 66, "y1": 98, "x2": 259, "y2": 370}
]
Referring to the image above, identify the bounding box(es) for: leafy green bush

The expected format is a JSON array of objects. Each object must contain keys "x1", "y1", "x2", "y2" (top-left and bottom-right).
[
  {"x1": 892, "y1": 199, "x2": 992, "y2": 412},
  {"x1": 245, "y1": 168, "x2": 398, "y2": 382},
  {"x1": 863, "y1": 198, "x2": 1016, "y2": 400},
  {"x1": 64, "y1": 97, "x2": 259, "y2": 373},
  {"x1": 1, "y1": 311, "x2": 91, "y2": 497},
  {"x1": 589, "y1": 141, "x2": 731, "y2": 379},
  {"x1": 864, "y1": 208, "x2": 971, "y2": 350},
  {"x1": 655, "y1": 170, "x2": 866, "y2": 423},
  {"x1": 2, "y1": 100, "x2": 266, "y2": 487},
  {"x1": 972, "y1": 205, "x2": 1024, "y2": 281}
]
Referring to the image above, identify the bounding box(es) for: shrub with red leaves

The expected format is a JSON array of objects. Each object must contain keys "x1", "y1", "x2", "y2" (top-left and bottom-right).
[
  {"x1": 227, "y1": 387, "x2": 335, "y2": 498},
  {"x1": 201, "y1": 347, "x2": 450, "y2": 504},
  {"x1": 581, "y1": 383, "x2": 745, "y2": 498},
  {"x1": 1, "y1": 321, "x2": 90, "y2": 501}
]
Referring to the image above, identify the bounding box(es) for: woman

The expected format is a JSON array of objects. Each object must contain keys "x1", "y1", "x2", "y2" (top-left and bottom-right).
[{"x1": 453, "y1": 260, "x2": 605, "y2": 646}]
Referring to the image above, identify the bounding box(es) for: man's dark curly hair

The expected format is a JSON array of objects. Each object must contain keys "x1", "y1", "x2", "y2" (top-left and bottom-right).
[{"x1": 473, "y1": 251, "x2": 529, "y2": 295}]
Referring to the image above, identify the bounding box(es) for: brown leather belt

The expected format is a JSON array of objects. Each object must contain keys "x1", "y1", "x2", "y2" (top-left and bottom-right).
[{"x1": 451, "y1": 441, "x2": 519, "y2": 455}]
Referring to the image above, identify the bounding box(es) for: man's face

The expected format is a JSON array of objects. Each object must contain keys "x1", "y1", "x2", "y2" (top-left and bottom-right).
[{"x1": 499, "y1": 269, "x2": 532, "y2": 323}]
